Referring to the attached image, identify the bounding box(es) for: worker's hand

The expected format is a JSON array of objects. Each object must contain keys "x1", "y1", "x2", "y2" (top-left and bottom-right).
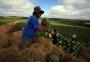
[
  {"x1": 38, "y1": 27, "x2": 42, "y2": 32},
  {"x1": 38, "y1": 26, "x2": 46, "y2": 32}
]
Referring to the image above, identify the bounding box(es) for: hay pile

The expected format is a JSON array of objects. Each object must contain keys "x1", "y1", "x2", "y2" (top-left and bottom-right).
[
  {"x1": 0, "y1": 35, "x2": 64, "y2": 62},
  {"x1": 0, "y1": 21, "x2": 23, "y2": 40},
  {"x1": 0, "y1": 34, "x2": 86, "y2": 62},
  {"x1": 0, "y1": 37, "x2": 84, "y2": 62},
  {"x1": 79, "y1": 47, "x2": 90, "y2": 62},
  {"x1": 0, "y1": 22, "x2": 87, "y2": 62}
]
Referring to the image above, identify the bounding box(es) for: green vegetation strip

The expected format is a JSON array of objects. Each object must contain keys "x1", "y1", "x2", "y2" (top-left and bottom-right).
[{"x1": 51, "y1": 21, "x2": 90, "y2": 29}]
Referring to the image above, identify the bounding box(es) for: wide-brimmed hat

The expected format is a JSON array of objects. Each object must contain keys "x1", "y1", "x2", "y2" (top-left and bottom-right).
[{"x1": 34, "y1": 6, "x2": 44, "y2": 14}]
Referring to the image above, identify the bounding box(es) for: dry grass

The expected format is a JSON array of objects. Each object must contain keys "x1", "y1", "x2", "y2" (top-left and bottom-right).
[
  {"x1": 0, "y1": 35, "x2": 64, "y2": 62},
  {"x1": 0, "y1": 23, "x2": 64, "y2": 62},
  {"x1": 0, "y1": 21, "x2": 23, "y2": 40},
  {"x1": 0, "y1": 35, "x2": 87, "y2": 62},
  {"x1": 0, "y1": 22, "x2": 88, "y2": 62},
  {"x1": 79, "y1": 47, "x2": 90, "y2": 62}
]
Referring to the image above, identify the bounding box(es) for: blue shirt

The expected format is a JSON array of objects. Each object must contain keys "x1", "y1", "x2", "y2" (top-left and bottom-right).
[{"x1": 22, "y1": 15, "x2": 39, "y2": 40}]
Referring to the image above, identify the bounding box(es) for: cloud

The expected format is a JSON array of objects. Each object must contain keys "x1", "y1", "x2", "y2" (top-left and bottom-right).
[
  {"x1": 48, "y1": 5, "x2": 78, "y2": 18},
  {"x1": 0, "y1": 0, "x2": 90, "y2": 20},
  {"x1": 50, "y1": 5, "x2": 77, "y2": 15},
  {"x1": 63, "y1": 0, "x2": 90, "y2": 9},
  {"x1": 0, "y1": 0, "x2": 34, "y2": 16},
  {"x1": 48, "y1": 0, "x2": 90, "y2": 20},
  {"x1": 63, "y1": 0, "x2": 87, "y2": 5}
]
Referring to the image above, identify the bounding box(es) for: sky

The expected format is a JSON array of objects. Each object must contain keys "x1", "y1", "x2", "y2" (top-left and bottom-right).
[{"x1": 0, "y1": 0, "x2": 90, "y2": 20}]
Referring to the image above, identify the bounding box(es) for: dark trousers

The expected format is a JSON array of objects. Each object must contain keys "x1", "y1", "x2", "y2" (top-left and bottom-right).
[{"x1": 20, "y1": 38, "x2": 36, "y2": 48}]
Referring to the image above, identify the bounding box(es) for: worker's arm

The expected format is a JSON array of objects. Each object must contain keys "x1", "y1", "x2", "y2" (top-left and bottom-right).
[
  {"x1": 32, "y1": 17, "x2": 40, "y2": 30},
  {"x1": 38, "y1": 26, "x2": 46, "y2": 32}
]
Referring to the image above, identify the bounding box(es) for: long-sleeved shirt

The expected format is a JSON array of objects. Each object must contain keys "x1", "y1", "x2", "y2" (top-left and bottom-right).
[{"x1": 22, "y1": 15, "x2": 40, "y2": 41}]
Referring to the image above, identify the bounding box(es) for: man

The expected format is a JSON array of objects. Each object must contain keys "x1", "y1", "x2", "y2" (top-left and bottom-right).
[
  {"x1": 22, "y1": 6, "x2": 44, "y2": 42},
  {"x1": 51, "y1": 29, "x2": 59, "y2": 44},
  {"x1": 40, "y1": 18, "x2": 49, "y2": 32}
]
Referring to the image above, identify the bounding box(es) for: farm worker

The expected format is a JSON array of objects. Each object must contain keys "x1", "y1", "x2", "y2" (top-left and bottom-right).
[
  {"x1": 51, "y1": 29, "x2": 59, "y2": 44},
  {"x1": 39, "y1": 18, "x2": 50, "y2": 32},
  {"x1": 39, "y1": 18, "x2": 52, "y2": 38},
  {"x1": 22, "y1": 6, "x2": 44, "y2": 42}
]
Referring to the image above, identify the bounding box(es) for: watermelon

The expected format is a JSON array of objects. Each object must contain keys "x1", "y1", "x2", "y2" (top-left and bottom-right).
[{"x1": 46, "y1": 53, "x2": 60, "y2": 62}]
